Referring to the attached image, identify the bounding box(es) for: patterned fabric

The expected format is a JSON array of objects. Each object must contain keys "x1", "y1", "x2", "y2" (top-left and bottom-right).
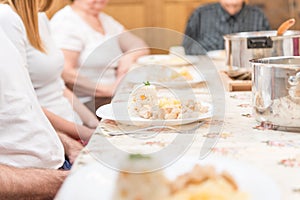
[
  {"x1": 183, "y1": 3, "x2": 270, "y2": 55},
  {"x1": 63, "y1": 58, "x2": 300, "y2": 199}
]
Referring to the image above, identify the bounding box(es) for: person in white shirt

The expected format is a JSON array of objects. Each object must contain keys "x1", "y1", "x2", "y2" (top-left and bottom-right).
[
  {"x1": 0, "y1": 0, "x2": 98, "y2": 142},
  {"x1": 0, "y1": 23, "x2": 71, "y2": 200},
  {"x1": 51, "y1": 0, "x2": 149, "y2": 111},
  {"x1": 0, "y1": 27, "x2": 65, "y2": 170}
]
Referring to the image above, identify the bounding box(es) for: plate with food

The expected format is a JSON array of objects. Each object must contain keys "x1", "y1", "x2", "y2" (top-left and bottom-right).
[
  {"x1": 55, "y1": 155, "x2": 281, "y2": 200},
  {"x1": 126, "y1": 66, "x2": 205, "y2": 87},
  {"x1": 96, "y1": 83, "x2": 212, "y2": 126},
  {"x1": 96, "y1": 101, "x2": 212, "y2": 126},
  {"x1": 136, "y1": 55, "x2": 197, "y2": 66}
]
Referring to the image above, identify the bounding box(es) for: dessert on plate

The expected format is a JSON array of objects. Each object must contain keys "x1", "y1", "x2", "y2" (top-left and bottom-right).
[
  {"x1": 113, "y1": 155, "x2": 248, "y2": 200},
  {"x1": 129, "y1": 82, "x2": 208, "y2": 120}
]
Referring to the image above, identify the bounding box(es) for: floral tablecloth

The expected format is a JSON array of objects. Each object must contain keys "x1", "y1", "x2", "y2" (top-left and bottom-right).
[
  {"x1": 64, "y1": 58, "x2": 300, "y2": 200},
  {"x1": 69, "y1": 89, "x2": 300, "y2": 200}
]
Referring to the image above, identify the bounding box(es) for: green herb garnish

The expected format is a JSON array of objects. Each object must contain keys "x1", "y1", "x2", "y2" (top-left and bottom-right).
[
  {"x1": 143, "y1": 81, "x2": 150, "y2": 86},
  {"x1": 129, "y1": 154, "x2": 151, "y2": 160}
]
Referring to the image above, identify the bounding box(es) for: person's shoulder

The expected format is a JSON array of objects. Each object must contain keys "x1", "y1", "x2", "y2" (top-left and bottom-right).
[
  {"x1": 244, "y1": 4, "x2": 264, "y2": 15},
  {"x1": 100, "y1": 12, "x2": 124, "y2": 30},
  {"x1": 195, "y1": 3, "x2": 219, "y2": 12},
  {"x1": 0, "y1": 4, "x2": 20, "y2": 21},
  {"x1": 100, "y1": 12, "x2": 121, "y2": 24},
  {"x1": 38, "y1": 12, "x2": 52, "y2": 33},
  {"x1": 191, "y1": 2, "x2": 219, "y2": 17},
  {"x1": 51, "y1": 5, "x2": 73, "y2": 22},
  {"x1": 0, "y1": 4, "x2": 25, "y2": 34},
  {"x1": 51, "y1": 6, "x2": 78, "y2": 31},
  {"x1": 38, "y1": 12, "x2": 49, "y2": 23}
]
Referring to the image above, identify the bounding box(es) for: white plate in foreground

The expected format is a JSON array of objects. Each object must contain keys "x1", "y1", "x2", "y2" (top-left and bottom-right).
[
  {"x1": 96, "y1": 102, "x2": 212, "y2": 126},
  {"x1": 55, "y1": 156, "x2": 281, "y2": 200}
]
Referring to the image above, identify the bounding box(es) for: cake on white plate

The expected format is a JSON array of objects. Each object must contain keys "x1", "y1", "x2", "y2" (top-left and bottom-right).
[
  {"x1": 112, "y1": 154, "x2": 171, "y2": 200},
  {"x1": 129, "y1": 81, "x2": 160, "y2": 119},
  {"x1": 128, "y1": 82, "x2": 208, "y2": 120}
]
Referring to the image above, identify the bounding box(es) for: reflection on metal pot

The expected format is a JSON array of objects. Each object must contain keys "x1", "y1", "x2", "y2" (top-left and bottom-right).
[{"x1": 250, "y1": 56, "x2": 300, "y2": 130}]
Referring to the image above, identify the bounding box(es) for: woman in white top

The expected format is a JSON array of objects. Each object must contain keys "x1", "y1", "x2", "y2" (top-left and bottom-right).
[
  {"x1": 0, "y1": 0, "x2": 97, "y2": 142},
  {"x1": 51, "y1": 0, "x2": 149, "y2": 110}
]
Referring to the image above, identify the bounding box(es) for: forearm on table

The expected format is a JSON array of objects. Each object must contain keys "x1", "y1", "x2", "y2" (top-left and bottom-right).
[
  {"x1": 63, "y1": 88, "x2": 99, "y2": 128},
  {"x1": 119, "y1": 31, "x2": 149, "y2": 54},
  {"x1": 118, "y1": 48, "x2": 149, "y2": 72},
  {"x1": 63, "y1": 70, "x2": 114, "y2": 98},
  {"x1": 0, "y1": 164, "x2": 68, "y2": 200},
  {"x1": 123, "y1": 48, "x2": 149, "y2": 61},
  {"x1": 117, "y1": 34, "x2": 149, "y2": 77},
  {"x1": 42, "y1": 108, "x2": 94, "y2": 141}
]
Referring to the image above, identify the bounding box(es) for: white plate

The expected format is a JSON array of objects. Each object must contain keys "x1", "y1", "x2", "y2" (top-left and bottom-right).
[
  {"x1": 126, "y1": 66, "x2": 205, "y2": 87},
  {"x1": 96, "y1": 102, "x2": 212, "y2": 126},
  {"x1": 207, "y1": 50, "x2": 226, "y2": 60},
  {"x1": 55, "y1": 156, "x2": 281, "y2": 200},
  {"x1": 137, "y1": 55, "x2": 197, "y2": 66}
]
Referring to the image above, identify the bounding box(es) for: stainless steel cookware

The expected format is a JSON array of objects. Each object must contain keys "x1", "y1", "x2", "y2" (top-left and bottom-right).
[
  {"x1": 250, "y1": 56, "x2": 300, "y2": 129},
  {"x1": 224, "y1": 31, "x2": 300, "y2": 70}
]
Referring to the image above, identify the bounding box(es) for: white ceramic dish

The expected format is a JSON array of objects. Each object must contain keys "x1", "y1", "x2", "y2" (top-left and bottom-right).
[
  {"x1": 55, "y1": 156, "x2": 281, "y2": 200},
  {"x1": 207, "y1": 50, "x2": 226, "y2": 60},
  {"x1": 96, "y1": 102, "x2": 212, "y2": 126},
  {"x1": 126, "y1": 66, "x2": 205, "y2": 87},
  {"x1": 136, "y1": 55, "x2": 198, "y2": 66}
]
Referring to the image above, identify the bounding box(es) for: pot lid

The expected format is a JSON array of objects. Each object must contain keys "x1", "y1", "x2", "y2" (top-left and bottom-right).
[{"x1": 224, "y1": 30, "x2": 300, "y2": 40}]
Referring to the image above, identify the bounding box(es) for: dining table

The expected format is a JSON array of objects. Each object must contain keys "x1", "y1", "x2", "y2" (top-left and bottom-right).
[{"x1": 55, "y1": 54, "x2": 300, "y2": 200}]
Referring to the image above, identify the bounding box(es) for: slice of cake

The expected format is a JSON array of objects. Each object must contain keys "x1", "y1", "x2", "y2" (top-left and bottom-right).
[{"x1": 113, "y1": 154, "x2": 170, "y2": 200}]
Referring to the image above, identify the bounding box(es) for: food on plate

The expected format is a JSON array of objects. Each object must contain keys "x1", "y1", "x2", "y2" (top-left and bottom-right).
[
  {"x1": 168, "y1": 165, "x2": 248, "y2": 200},
  {"x1": 128, "y1": 65, "x2": 202, "y2": 86},
  {"x1": 113, "y1": 155, "x2": 248, "y2": 200},
  {"x1": 129, "y1": 82, "x2": 159, "y2": 119},
  {"x1": 129, "y1": 83, "x2": 208, "y2": 120},
  {"x1": 112, "y1": 154, "x2": 171, "y2": 200},
  {"x1": 139, "y1": 55, "x2": 189, "y2": 66},
  {"x1": 170, "y1": 67, "x2": 193, "y2": 81},
  {"x1": 113, "y1": 171, "x2": 170, "y2": 200},
  {"x1": 162, "y1": 56, "x2": 188, "y2": 65},
  {"x1": 144, "y1": 66, "x2": 194, "y2": 83}
]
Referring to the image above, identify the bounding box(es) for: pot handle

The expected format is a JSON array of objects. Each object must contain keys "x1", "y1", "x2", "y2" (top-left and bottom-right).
[
  {"x1": 288, "y1": 72, "x2": 300, "y2": 100},
  {"x1": 247, "y1": 37, "x2": 273, "y2": 49},
  {"x1": 288, "y1": 72, "x2": 300, "y2": 86}
]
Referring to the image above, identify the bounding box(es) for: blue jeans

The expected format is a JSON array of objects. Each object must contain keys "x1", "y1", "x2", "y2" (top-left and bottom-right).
[{"x1": 59, "y1": 158, "x2": 72, "y2": 170}]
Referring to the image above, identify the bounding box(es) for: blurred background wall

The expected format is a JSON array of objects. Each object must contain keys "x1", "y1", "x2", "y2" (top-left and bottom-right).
[{"x1": 47, "y1": 0, "x2": 300, "y2": 34}]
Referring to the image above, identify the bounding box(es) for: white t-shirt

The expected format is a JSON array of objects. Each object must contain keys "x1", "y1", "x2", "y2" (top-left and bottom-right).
[
  {"x1": 0, "y1": 27, "x2": 65, "y2": 169},
  {"x1": 0, "y1": 4, "x2": 81, "y2": 123},
  {"x1": 51, "y1": 6, "x2": 124, "y2": 102}
]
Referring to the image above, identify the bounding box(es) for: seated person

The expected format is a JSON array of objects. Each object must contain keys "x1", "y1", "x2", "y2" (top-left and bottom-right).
[
  {"x1": 0, "y1": 26, "x2": 81, "y2": 199},
  {"x1": 183, "y1": 0, "x2": 270, "y2": 54},
  {"x1": 50, "y1": 0, "x2": 149, "y2": 111},
  {"x1": 0, "y1": 0, "x2": 99, "y2": 142}
]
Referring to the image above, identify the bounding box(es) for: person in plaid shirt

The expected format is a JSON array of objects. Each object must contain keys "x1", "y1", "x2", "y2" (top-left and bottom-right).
[{"x1": 183, "y1": 0, "x2": 270, "y2": 55}]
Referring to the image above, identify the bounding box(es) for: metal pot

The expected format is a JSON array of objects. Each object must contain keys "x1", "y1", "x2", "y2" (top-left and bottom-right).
[
  {"x1": 224, "y1": 31, "x2": 300, "y2": 70},
  {"x1": 250, "y1": 56, "x2": 300, "y2": 130}
]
